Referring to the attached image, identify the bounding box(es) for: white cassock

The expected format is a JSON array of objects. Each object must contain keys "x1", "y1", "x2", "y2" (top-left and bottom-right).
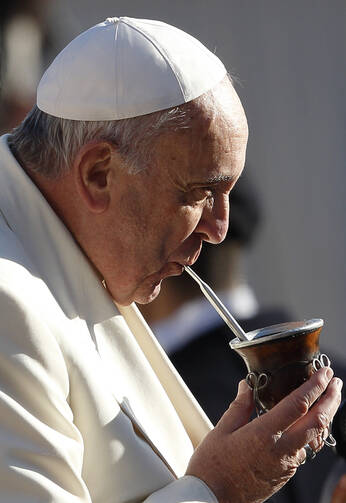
[{"x1": 0, "y1": 135, "x2": 217, "y2": 503}]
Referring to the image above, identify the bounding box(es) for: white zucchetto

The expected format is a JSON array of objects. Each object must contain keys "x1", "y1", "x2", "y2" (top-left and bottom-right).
[{"x1": 37, "y1": 16, "x2": 227, "y2": 121}]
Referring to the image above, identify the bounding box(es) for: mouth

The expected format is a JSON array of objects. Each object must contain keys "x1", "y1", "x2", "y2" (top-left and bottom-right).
[
  {"x1": 153, "y1": 261, "x2": 188, "y2": 285},
  {"x1": 149, "y1": 246, "x2": 202, "y2": 288},
  {"x1": 177, "y1": 260, "x2": 196, "y2": 269},
  {"x1": 173, "y1": 246, "x2": 202, "y2": 270},
  {"x1": 133, "y1": 247, "x2": 201, "y2": 304},
  {"x1": 162, "y1": 261, "x2": 185, "y2": 278}
]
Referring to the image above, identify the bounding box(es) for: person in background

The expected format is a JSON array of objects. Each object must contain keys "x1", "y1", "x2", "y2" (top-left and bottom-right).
[{"x1": 0, "y1": 0, "x2": 49, "y2": 133}]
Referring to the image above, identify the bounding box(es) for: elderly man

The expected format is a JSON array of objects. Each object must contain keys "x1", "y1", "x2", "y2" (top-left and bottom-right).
[{"x1": 0, "y1": 16, "x2": 342, "y2": 503}]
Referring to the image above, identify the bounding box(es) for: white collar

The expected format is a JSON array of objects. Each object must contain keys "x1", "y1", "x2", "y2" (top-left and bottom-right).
[{"x1": 0, "y1": 134, "x2": 118, "y2": 323}]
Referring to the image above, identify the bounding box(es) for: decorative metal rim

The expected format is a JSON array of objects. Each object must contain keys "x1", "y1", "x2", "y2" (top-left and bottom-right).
[{"x1": 229, "y1": 318, "x2": 324, "y2": 349}]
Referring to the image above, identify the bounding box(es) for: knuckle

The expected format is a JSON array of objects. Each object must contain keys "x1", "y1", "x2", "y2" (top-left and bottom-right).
[
  {"x1": 316, "y1": 371, "x2": 329, "y2": 391},
  {"x1": 292, "y1": 395, "x2": 309, "y2": 416},
  {"x1": 315, "y1": 411, "x2": 330, "y2": 430}
]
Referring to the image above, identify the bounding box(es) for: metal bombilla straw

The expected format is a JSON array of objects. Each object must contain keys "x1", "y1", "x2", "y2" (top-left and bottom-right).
[{"x1": 185, "y1": 266, "x2": 249, "y2": 342}]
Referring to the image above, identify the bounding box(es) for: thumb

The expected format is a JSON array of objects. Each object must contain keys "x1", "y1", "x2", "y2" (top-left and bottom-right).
[{"x1": 217, "y1": 379, "x2": 254, "y2": 433}]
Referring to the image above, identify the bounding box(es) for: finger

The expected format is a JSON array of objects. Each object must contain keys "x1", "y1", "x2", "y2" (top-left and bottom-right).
[
  {"x1": 308, "y1": 425, "x2": 333, "y2": 453},
  {"x1": 261, "y1": 367, "x2": 333, "y2": 433},
  {"x1": 331, "y1": 474, "x2": 346, "y2": 503},
  {"x1": 217, "y1": 380, "x2": 254, "y2": 432},
  {"x1": 297, "y1": 446, "x2": 307, "y2": 466},
  {"x1": 308, "y1": 426, "x2": 329, "y2": 453},
  {"x1": 281, "y1": 376, "x2": 342, "y2": 452}
]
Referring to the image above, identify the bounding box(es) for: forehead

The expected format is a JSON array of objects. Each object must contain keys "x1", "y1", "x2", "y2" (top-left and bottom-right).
[{"x1": 154, "y1": 83, "x2": 248, "y2": 187}]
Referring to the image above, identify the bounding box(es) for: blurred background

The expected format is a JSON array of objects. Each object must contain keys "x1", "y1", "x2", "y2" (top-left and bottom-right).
[{"x1": 1, "y1": 0, "x2": 345, "y2": 356}]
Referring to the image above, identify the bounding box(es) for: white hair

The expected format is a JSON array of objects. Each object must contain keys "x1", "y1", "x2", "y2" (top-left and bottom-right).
[{"x1": 9, "y1": 77, "x2": 230, "y2": 178}]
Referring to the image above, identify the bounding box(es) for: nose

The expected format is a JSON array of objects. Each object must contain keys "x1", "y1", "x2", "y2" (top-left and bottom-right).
[{"x1": 195, "y1": 194, "x2": 229, "y2": 244}]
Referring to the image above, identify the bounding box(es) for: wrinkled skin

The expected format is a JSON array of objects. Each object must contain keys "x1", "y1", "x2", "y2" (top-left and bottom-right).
[
  {"x1": 31, "y1": 78, "x2": 248, "y2": 307},
  {"x1": 187, "y1": 367, "x2": 342, "y2": 503},
  {"x1": 98, "y1": 79, "x2": 248, "y2": 305}
]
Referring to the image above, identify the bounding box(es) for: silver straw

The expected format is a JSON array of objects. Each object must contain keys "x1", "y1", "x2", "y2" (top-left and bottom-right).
[{"x1": 185, "y1": 266, "x2": 249, "y2": 341}]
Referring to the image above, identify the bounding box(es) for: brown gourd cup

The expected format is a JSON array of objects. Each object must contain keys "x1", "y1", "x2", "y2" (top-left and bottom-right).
[
  {"x1": 230, "y1": 318, "x2": 337, "y2": 455},
  {"x1": 230, "y1": 318, "x2": 329, "y2": 414}
]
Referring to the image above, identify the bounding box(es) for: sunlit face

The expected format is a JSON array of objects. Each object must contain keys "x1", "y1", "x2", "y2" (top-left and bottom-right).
[{"x1": 100, "y1": 80, "x2": 248, "y2": 305}]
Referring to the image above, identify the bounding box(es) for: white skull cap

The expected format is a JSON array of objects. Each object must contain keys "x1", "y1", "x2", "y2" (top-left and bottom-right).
[{"x1": 37, "y1": 16, "x2": 227, "y2": 120}]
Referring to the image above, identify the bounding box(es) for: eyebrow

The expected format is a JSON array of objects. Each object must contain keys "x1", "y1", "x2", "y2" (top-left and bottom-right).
[{"x1": 188, "y1": 174, "x2": 236, "y2": 188}]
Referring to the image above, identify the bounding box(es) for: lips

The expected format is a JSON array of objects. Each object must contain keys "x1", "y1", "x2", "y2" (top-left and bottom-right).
[
  {"x1": 178, "y1": 259, "x2": 197, "y2": 268},
  {"x1": 168, "y1": 234, "x2": 203, "y2": 268},
  {"x1": 154, "y1": 240, "x2": 202, "y2": 284},
  {"x1": 161, "y1": 262, "x2": 184, "y2": 278},
  {"x1": 174, "y1": 248, "x2": 202, "y2": 269}
]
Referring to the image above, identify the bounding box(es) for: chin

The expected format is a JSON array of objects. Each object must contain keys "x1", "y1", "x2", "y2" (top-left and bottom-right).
[
  {"x1": 105, "y1": 273, "x2": 162, "y2": 305},
  {"x1": 134, "y1": 282, "x2": 162, "y2": 305}
]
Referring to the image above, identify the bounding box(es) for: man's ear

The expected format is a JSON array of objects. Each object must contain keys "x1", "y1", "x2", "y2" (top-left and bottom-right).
[{"x1": 74, "y1": 142, "x2": 117, "y2": 213}]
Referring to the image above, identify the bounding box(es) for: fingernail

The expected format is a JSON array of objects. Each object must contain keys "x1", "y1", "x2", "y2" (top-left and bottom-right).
[{"x1": 335, "y1": 377, "x2": 343, "y2": 389}]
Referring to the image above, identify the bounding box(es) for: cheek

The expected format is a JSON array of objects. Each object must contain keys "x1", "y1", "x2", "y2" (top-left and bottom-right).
[
  {"x1": 152, "y1": 207, "x2": 197, "y2": 259},
  {"x1": 169, "y1": 206, "x2": 203, "y2": 242},
  {"x1": 119, "y1": 189, "x2": 149, "y2": 232}
]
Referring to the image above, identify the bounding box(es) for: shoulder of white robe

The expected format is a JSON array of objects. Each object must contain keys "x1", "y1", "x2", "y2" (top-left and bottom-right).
[{"x1": 115, "y1": 302, "x2": 213, "y2": 447}]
